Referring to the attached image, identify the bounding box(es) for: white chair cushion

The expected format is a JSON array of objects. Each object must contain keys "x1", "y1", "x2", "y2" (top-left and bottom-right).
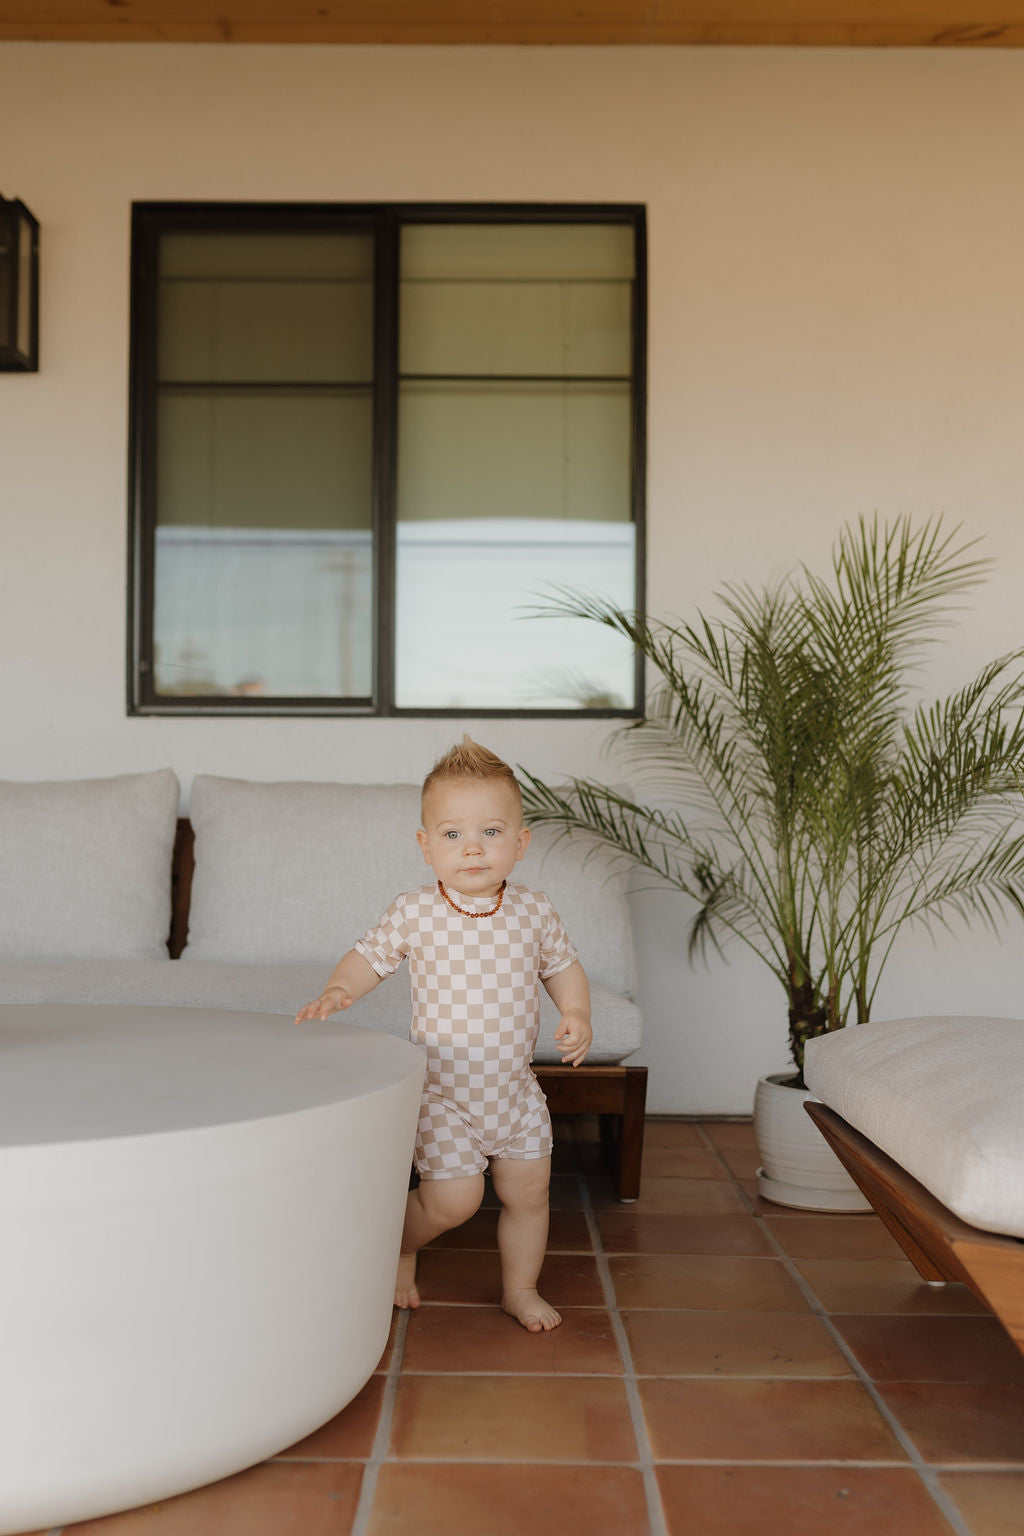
[
  {"x1": 804, "y1": 1016, "x2": 1024, "y2": 1239},
  {"x1": 0, "y1": 770, "x2": 180, "y2": 960}
]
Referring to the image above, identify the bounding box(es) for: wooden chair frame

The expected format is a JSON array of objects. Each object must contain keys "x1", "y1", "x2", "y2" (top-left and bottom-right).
[{"x1": 805, "y1": 1102, "x2": 1024, "y2": 1359}]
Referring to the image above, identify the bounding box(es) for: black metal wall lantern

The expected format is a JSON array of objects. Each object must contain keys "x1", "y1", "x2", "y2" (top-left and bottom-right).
[{"x1": 0, "y1": 195, "x2": 39, "y2": 371}]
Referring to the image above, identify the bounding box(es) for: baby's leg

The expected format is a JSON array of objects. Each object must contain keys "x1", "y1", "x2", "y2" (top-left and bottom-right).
[
  {"x1": 395, "y1": 1173, "x2": 484, "y2": 1309},
  {"x1": 489, "y1": 1156, "x2": 560, "y2": 1332}
]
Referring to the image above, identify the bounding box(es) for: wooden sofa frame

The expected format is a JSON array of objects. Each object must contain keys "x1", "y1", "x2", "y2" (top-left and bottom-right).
[
  {"x1": 806, "y1": 1102, "x2": 1024, "y2": 1359},
  {"x1": 170, "y1": 820, "x2": 648, "y2": 1200}
]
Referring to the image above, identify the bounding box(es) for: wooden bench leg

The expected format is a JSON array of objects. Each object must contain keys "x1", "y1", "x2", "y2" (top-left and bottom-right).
[
  {"x1": 615, "y1": 1067, "x2": 648, "y2": 1201},
  {"x1": 534, "y1": 1064, "x2": 648, "y2": 1202}
]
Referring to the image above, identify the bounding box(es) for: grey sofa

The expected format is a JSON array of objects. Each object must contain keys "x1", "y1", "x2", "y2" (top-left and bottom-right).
[{"x1": 0, "y1": 769, "x2": 647, "y2": 1195}]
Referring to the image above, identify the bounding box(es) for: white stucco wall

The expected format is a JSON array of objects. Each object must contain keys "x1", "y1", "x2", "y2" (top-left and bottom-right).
[{"x1": 2, "y1": 41, "x2": 1024, "y2": 1110}]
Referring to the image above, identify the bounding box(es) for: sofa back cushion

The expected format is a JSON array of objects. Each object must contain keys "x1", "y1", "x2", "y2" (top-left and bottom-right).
[
  {"x1": 522, "y1": 823, "x2": 634, "y2": 994},
  {"x1": 185, "y1": 775, "x2": 633, "y2": 991},
  {"x1": 187, "y1": 778, "x2": 426, "y2": 964},
  {"x1": 0, "y1": 769, "x2": 180, "y2": 959}
]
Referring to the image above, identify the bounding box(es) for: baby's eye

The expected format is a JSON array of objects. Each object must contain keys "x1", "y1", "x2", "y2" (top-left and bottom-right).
[
  {"x1": 444, "y1": 830, "x2": 460, "y2": 840},
  {"x1": 484, "y1": 828, "x2": 500, "y2": 837}
]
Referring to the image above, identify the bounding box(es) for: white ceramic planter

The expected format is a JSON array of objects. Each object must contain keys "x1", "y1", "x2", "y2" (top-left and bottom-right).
[{"x1": 753, "y1": 1071, "x2": 871, "y2": 1211}]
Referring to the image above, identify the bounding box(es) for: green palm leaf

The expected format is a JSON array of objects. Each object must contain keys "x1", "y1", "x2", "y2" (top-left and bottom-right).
[{"x1": 521, "y1": 514, "x2": 1024, "y2": 1083}]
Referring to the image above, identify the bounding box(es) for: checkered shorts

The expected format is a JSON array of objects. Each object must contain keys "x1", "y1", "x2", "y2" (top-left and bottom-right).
[
  {"x1": 354, "y1": 881, "x2": 577, "y2": 1180},
  {"x1": 415, "y1": 1076, "x2": 553, "y2": 1178}
]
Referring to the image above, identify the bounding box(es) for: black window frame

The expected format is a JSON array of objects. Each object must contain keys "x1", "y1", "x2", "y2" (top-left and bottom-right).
[{"x1": 127, "y1": 200, "x2": 647, "y2": 718}]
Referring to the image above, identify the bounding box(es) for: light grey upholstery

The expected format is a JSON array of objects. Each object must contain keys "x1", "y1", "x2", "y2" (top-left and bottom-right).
[
  {"x1": 805, "y1": 1016, "x2": 1024, "y2": 1239},
  {"x1": 0, "y1": 769, "x2": 179, "y2": 960},
  {"x1": 0, "y1": 959, "x2": 639, "y2": 1065},
  {"x1": 0, "y1": 773, "x2": 643, "y2": 1065}
]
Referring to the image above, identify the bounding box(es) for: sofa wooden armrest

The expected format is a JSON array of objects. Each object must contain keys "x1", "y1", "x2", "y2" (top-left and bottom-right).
[
  {"x1": 169, "y1": 818, "x2": 647, "y2": 1200},
  {"x1": 805, "y1": 1101, "x2": 1024, "y2": 1359}
]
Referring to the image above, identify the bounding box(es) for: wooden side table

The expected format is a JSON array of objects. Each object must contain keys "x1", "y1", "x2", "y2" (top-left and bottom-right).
[{"x1": 536, "y1": 1063, "x2": 648, "y2": 1201}]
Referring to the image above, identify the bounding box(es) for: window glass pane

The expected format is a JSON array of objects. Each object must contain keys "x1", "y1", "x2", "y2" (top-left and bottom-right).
[
  {"x1": 154, "y1": 527, "x2": 372, "y2": 698},
  {"x1": 159, "y1": 232, "x2": 373, "y2": 384},
  {"x1": 401, "y1": 280, "x2": 631, "y2": 379},
  {"x1": 151, "y1": 228, "x2": 374, "y2": 700},
  {"x1": 395, "y1": 518, "x2": 635, "y2": 710},
  {"x1": 156, "y1": 391, "x2": 372, "y2": 529},
  {"x1": 397, "y1": 381, "x2": 630, "y2": 524},
  {"x1": 395, "y1": 220, "x2": 636, "y2": 711},
  {"x1": 401, "y1": 223, "x2": 632, "y2": 378},
  {"x1": 401, "y1": 222, "x2": 634, "y2": 281}
]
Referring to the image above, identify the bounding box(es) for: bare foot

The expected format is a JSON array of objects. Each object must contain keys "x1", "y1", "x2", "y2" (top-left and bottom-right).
[
  {"x1": 502, "y1": 1287, "x2": 562, "y2": 1332},
  {"x1": 394, "y1": 1252, "x2": 420, "y2": 1310}
]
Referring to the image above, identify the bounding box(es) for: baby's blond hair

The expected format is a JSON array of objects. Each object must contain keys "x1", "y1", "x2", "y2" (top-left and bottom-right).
[{"x1": 421, "y1": 736, "x2": 521, "y2": 815}]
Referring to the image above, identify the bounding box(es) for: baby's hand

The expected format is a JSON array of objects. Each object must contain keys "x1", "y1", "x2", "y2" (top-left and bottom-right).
[
  {"x1": 294, "y1": 987, "x2": 353, "y2": 1026},
  {"x1": 554, "y1": 1010, "x2": 593, "y2": 1067}
]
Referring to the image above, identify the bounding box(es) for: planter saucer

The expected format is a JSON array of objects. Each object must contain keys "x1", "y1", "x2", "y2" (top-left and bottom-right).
[{"x1": 755, "y1": 1166, "x2": 873, "y2": 1212}]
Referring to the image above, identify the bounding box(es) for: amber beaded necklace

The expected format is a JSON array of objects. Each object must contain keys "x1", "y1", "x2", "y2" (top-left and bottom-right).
[{"x1": 437, "y1": 879, "x2": 506, "y2": 918}]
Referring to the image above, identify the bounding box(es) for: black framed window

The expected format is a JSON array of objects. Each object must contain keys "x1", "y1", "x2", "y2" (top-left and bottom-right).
[{"x1": 128, "y1": 202, "x2": 646, "y2": 716}]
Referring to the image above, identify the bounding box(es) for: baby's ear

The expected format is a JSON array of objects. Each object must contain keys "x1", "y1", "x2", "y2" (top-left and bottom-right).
[
  {"x1": 416, "y1": 827, "x2": 432, "y2": 863},
  {"x1": 516, "y1": 826, "x2": 531, "y2": 859}
]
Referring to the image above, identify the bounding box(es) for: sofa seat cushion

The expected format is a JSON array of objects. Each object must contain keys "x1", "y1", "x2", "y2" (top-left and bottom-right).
[
  {"x1": 0, "y1": 770, "x2": 179, "y2": 960},
  {"x1": 535, "y1": 983, "x2": 641, "y2": 1065},
  {"x1": 0, "y1": 963, "x2": 640, "y2": 1065},
  {"x1": 0, "y1": 958, "x2": 361, "y2": 1019},
  {"x1": 804, "y1": 1016, "x2": 1024, "y2": 1239}
]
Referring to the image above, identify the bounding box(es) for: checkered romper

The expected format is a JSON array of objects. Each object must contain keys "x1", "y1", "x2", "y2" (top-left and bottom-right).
[{"x1": 354, "y1": 882, "x2": 579, "y2": 1179}]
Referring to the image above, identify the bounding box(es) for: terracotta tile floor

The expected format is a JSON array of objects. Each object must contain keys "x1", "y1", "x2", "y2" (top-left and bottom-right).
[{"x1": 32, "y1": 1118, "x2": 1024, "y2": 1536}]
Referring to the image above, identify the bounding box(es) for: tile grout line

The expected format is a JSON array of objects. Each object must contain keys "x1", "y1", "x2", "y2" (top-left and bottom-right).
[
  {"x1": 693, "y1": 1122, "x2": 977, "y2": 1536},
  {"x1": 347, "y1": 1304, "x2": 412, "y2": 1536},
  {"x1": 278, "y1": 1452, "x2": 1024, "y2": 1469},
  {"x1": 757, "y1": 1241, "x2": 978, "y2": 1536},
  {"x1": 577, "y1": 1159, "x2": 670, "y2": 1536}
]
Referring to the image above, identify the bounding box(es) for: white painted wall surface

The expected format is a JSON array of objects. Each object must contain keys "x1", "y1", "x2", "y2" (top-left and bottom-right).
[{"x1": 2, "y1": 42, "x2": 1024, "y2": 1111}]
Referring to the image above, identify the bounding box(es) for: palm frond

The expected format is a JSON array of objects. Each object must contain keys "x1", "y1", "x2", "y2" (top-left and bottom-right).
[{"x1": 523, "y1": 516, "x2": 1024, "y2": 1079}]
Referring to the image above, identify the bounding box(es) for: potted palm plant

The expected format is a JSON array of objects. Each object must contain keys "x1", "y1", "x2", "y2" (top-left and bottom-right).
[{"x1": 521, "y1": 515, "x2": 1024, "y2": 1209}]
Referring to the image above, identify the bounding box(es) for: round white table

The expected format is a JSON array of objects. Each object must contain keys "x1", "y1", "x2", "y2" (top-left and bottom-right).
[{"x1": 0, "y1": 1002, "x2": 425, "y2": 1534}]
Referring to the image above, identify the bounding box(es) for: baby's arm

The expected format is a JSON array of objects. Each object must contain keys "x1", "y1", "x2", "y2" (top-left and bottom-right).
[
  {"x1": 294, "y1": 949, "x2": 382, "y2": 1025},
  {"x1": 543, "y1": 960, "x2": 593, "y2": 1067}
]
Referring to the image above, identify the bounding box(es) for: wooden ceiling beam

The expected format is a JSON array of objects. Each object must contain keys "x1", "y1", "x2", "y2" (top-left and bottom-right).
[{"x1": 0, "y1": 1, "x2": 1022, "y2": 47}]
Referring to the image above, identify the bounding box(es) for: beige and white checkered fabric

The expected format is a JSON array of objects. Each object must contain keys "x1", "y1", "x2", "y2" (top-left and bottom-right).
[{"x1": 355, "y1": 882, "x2": 579, "y2": 1179}]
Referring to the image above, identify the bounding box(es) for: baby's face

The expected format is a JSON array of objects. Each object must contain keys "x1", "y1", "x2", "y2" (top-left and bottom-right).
[{"x1": 417, "y1": 778, "x2": 530, "y2": 899}]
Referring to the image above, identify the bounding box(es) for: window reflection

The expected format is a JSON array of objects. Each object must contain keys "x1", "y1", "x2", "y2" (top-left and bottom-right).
[
  {"x1": 153, "y1": 527, "x2": 372, "y2": 698},
  {"x1": 395, "y1": 222, "x2": 636, "y2": 710},
  {"x1": 395, "y1": 519, "x2": 635, "y2": 709},
  {"x1": 152, "y1": 228, "x2": 375, "y2": 702}
]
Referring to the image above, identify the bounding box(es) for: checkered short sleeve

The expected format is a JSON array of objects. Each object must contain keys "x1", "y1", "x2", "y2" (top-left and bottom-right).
[
  {"x1": 353, "y1": 892, "x2": 414, "y2": 979},
  {"x1": 537, "y1": 895, "x2": 579, "y2": 982}
]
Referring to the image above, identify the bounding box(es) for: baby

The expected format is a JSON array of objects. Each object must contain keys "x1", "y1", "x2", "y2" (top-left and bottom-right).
[{"x1": 295, "y1": 738, "x2": 592, "y2": 1332}]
